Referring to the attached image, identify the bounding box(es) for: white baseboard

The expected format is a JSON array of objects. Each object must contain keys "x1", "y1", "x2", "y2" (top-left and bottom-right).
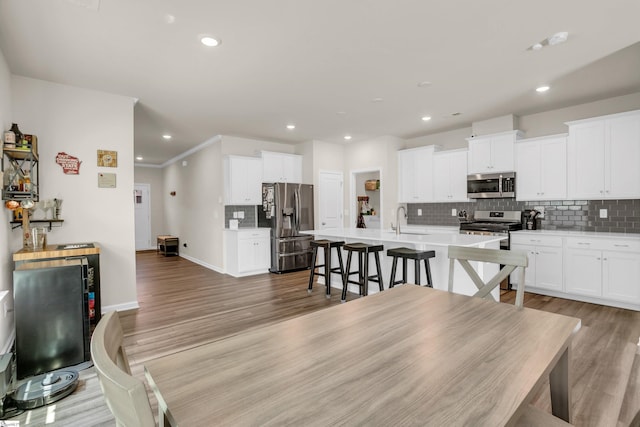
[
  {"x1": 179, "y1": 254, "x2": 224, "y2": 274},
  {"x1": 102, "y1": 300, "x2": 140, "y2": 313}
]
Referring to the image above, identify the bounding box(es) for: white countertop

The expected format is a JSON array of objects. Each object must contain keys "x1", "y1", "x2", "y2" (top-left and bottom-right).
[
  {"x1": 302, "y1": 228, "x2": 505, "y2": 247},
  {"x1": 224, "y1": 227, "x2": 270, "y2": 232},
  {"x1": 512, "y1": 229, "x2": 640, "y2": 240}
]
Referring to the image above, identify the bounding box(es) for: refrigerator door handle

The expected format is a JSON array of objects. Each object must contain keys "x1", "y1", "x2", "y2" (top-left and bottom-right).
[{"x1": 294, "y1": 187, "x2": 300, "y2": 233}]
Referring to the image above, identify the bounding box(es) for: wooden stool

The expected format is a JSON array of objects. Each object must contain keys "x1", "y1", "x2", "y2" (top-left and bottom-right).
[
  {"x1": 308, "y1": 240, "x2": 345, "y2": 298},
  {"x1": 387, "y1": 247, "x2": 435, "y2": 288},
  {"x1": 157, "y1": 235, "x2": 179, "y2": 256},
  {"x1": 341, "y1": 243, "x2": 384, "y2": 302}
]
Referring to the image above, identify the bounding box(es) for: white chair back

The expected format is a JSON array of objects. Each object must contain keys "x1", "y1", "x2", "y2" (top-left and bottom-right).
[
  {"x1": 448, "y1": 246, "x2": 528, "y2": 308},
  {"x1": 91, "y1": 311, "x2": 156, "y2": 427}
]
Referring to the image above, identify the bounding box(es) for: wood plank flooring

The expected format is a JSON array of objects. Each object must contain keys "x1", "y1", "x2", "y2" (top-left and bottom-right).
[{"x1": 7, "y1": 252, "x2": 640, "y2": 426}]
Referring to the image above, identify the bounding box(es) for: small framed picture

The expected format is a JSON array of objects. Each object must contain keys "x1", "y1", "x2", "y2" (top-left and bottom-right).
[{"x1": 97, "y1": 150, "x2": 118, "y2": 167}]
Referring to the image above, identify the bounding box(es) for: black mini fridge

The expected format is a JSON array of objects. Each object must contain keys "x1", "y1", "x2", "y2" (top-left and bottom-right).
[{"x1": 13, "y1": 258, "x2": 90, "y2": 379}]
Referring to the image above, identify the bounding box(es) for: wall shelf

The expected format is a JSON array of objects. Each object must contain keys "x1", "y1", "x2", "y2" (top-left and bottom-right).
[{"x1": 11, "y1": 219, "x2": 64, "y2": 231}]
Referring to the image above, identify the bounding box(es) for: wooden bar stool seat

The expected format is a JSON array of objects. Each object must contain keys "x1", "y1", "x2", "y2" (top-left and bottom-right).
[
  {"x1": 308, "y1": 240, "x2": 345, "y2": 298},
  {"x1": 341, "y1": 243, "x2": 384, "y2": 302},
  {"x1": 387, "y1": 247, "x2": 435, "y2": 288}
]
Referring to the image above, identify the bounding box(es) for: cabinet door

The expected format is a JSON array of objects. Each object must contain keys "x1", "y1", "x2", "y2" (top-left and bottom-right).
[
  {"x1": 510, "y1": 244, "x2": 536, "y2": 289},
  {"x1": 468, "y1": 137, "x2": 492, "y2": 173},
  {"x1": 602, "y1": 250, "x2": 640, "y2": 303},
  {"x1": 515, "y1": 141, "x2": 541, "y2": 200},
  {"x1": 539, "y1": 136, "x2": 567, "y2": 200},
  {"x1": 432, "y1": 154, "x2": 450, "y2": 201},
  {"x1": 227, "y1": 157, "x2": 262, "y2": 204},
  {"x1": 262, "y1": 152, "x2": 283, "y2": 182},
  {"x1": 565, "y1": 248, "x2": 602, "y2": 297},
  {"x1": 254, "y1": 237, "x2": 271, "y2": 270},
  {"x1": 448, "y1": 151, "x2": 468, "y2": 201},
  {"x1": 397, "y1": 149, "x2": 415, "y2": 203},
  {"x1": 606, "y1": 114, "x2": 640, "y2": 198},
  {"x1": 567, "y1": 121, "x2": 606, "y2": 199},
  {"x1": 489, "y1": 133, "x2": 515, "y2": 172},
  {"x1": 534, "y1": 246, "x2": 563, "y2": 291},
  {"x1": 398, "y1": 147, "x2": 433, "y2": 203}
]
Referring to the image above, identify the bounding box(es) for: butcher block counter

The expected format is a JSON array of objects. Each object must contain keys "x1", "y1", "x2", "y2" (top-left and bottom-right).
[{"x1": 13, "y1": 242, "x2": 100, "y2": 263}]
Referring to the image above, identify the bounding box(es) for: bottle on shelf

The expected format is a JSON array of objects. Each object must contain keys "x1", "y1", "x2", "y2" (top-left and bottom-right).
[
  {"x1": 9, "y1": 123, "x2": 24, "y2": 149},
  {"x1": 3, "y1": 128, "x2": 15, "y2": 149}
]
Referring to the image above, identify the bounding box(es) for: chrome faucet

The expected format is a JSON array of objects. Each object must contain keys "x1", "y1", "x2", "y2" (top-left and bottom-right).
[{"x1": 395, "y1": 206, "x2": 407, "y2": 235}]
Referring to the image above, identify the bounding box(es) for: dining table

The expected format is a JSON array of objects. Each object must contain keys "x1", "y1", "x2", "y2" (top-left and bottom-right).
[{"x1": 144, "y1": 285, "x2": 581, "y2": 426}]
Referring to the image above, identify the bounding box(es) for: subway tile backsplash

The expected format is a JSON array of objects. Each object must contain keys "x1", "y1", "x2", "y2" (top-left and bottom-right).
[
  {"x1": 408, "y1": 199, "x2": 640, "y2": 234},
  {"x1": 224, "y1": 205, "x2": 258, "y2": 228}
]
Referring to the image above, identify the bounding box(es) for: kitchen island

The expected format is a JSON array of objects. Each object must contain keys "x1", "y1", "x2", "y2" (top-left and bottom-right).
[{"x1": 302, "y1": 228, "x2": 505, "y2": 298}]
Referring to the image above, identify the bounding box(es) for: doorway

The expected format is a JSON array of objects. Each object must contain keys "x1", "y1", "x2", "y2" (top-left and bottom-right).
[
  {"x1": 318, "y1": 170, "x2": 344, "y2": 229},
  {"x1": 350, "y1": 168, "x2": 382, "y2": 229},
  {"x1": 134, "y1": 183, "x2": 152, "y2": 250}
]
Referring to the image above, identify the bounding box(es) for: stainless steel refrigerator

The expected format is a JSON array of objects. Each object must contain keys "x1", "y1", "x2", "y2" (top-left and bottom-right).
[{"x1": 262, "y1": 182, "x2": 314, "y2": 273}]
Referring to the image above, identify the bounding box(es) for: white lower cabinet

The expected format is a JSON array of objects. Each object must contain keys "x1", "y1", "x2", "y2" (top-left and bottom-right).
[
  {"x1": 510, "y1": 232, "x2": 640, "y2": 310},
  {"x1": 511, "y1": 235, "x2": 563, "y2": 292},
  {"x1": 564, "y1": 237, "x2": 640, "y2": 307},
  {"x1": 225, "y1": 229, "x2": 271, "y2": 277}
]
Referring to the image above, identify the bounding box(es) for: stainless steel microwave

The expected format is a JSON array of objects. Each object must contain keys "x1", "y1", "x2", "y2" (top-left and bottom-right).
[{"x1": 467, "y1": 172, "x2": 515, "y2": 199}]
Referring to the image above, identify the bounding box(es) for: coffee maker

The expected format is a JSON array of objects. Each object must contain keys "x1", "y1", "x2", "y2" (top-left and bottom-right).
[{"x1": 522, "y1": 209, "x2": 540, "y2": 230}]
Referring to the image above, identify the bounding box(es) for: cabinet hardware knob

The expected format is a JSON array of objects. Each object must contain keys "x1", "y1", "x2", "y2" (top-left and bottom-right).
[{"x1": 614, "y1": 244, "x2": 629, "y2": 247}]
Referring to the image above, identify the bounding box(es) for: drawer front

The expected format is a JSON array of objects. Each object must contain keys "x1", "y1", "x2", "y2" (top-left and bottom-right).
[
  {"x1": 565, "y1": 237, "x2": 640, "y2": 252},
  {"x1": 237, "y1": 229, "x2": 270, "y2": 241},
  {"x1": 510, "y1": 234, "x2": 562, "y2": 247}
]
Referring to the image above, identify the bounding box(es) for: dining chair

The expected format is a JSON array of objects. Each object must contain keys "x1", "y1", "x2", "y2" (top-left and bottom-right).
[
  {"x1": 91, "y1": 310, "x2": 156, "y2": 427},
  {"x1": 447, "y1": 246, "x2": 528, "y2": 308}
]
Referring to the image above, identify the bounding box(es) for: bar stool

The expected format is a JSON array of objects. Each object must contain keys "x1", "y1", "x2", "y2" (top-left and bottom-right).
[
  {"x1": 387, "y1": 247, "x2": 435, "y2": 288},
  {"x1": 341, "y1": 243, "x2": 384, "y2": 302},
  {"x1": 308, "y1": 240, "x2": 345, "y2": 298}
]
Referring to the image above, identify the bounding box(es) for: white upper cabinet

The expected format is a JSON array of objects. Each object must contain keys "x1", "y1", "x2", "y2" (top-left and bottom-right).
[
  {"x1": 224, "y1": 156, "x2": 263, "y2": 205},
  {"x1": 515, "y1": 134, "x2": 567, "y2": 201},
  {"x1": 262, "y1": 151, "x2": 302, "y2": 183},
  {"x1": 567, "y1": 110, "x2": 640, "y2": 199},
  {"x1": 433, "y1": 149, "x2": 468, "y2": 202},
  {"x1": 397, "y1": 145, "x2": 437, "y2": 203},
  {"x1": 466, "y1": 130, "x2": 523, "y2": 174}
]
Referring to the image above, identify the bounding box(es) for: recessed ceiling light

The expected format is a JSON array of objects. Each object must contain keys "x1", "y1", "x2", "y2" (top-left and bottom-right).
[
  {"x1": 201, "y1": 36, "x2": 220, "y2": 47},
  {"x1": 372, "y1": 98, "x2": 383, "y2": 103},
  {"x1": 136, "y1": 156, "x2": 143, "y2": 161},
  {"x1": 164, "y1": 14, "x2": 176, "y2": 24},
  {"x1": 536, "y1": 85, "x2": 550, "y2": 93},
  {"x1": 344, "y1": 135, "x2": 352, "y2": 141},
  {"x1": 548, "y1": 32, "x2": 568, "y2": 46},
  {"x1": 162, "y1": 134, "x2": 172, "y2": 140},
  {"x1": 336, "y1": 111, "x2": 347, "y2": 116},
  {"x1": 421, "y1": 116, "x2": 432, "y2": 122},
  {"x1": 286, "y1": 124, "x2": 296, "y2": 130},
  {"x1": 417, "y1": 81, "x2": 432, "y2": 87}
]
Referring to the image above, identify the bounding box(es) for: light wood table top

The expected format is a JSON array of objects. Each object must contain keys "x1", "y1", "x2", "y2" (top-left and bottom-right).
[
  {"x1": 13, "y1": 242, "x2": 100, "y2": 261},
  {"x1": 145, "y1": 286, "x2": 581, "y2": 426}
]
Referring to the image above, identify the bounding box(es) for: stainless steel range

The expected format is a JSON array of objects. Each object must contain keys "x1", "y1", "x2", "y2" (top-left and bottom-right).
[{"x1": 459, "y1": 210, "x2": 523, "y2": 290}]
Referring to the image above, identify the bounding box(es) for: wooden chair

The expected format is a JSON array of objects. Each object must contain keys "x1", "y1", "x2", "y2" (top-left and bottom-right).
[
  {"x1": 91, "y1": 311, "x2": 156, "y2": 427},
  {"x1": 447, "y1": 246, "x2": 528, "y2": 308}
]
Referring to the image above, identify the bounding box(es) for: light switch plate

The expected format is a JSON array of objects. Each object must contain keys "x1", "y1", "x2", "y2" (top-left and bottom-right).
[
  {"x1": 233, "y1": 212, "x2": 238, "y2": 218},
  {"x1": 599, "y1": 209, "x2": 607, "y2": 219},
  {"x1": 237, "y1": 211, "x2": 245, "y2": 219},
  {"x1": 451, "y1": 208, "x2": 457, "y2": 216},
  {"x1": 417, "y1": 209, "x2": 422, "y2": 216}
]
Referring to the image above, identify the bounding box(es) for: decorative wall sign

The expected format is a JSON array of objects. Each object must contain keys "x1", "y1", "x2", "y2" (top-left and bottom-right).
[
  {"x1": 98, "y1": 173, "x2": 116, "y2": 188},
  {"x1": 97, "y1": 149, "x2": 117, "y2": 167},
  {"x1": 55, "y1": 152, "x2": 82, "y2": 174}
]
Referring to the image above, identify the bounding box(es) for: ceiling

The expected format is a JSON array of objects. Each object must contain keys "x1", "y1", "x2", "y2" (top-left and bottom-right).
[{"x1": 1, "y1": 0, "x2": 639, "y2": 165}]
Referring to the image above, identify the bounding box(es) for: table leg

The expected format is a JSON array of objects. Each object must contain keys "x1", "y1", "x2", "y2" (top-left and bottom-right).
[{"x1": 549, "y1": 345, "x2": 572, "y2": 423}]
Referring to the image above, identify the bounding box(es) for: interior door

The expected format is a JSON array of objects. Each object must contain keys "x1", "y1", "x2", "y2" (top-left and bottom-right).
[
  {"x1": 318, "y1": 171, "x2": 343, "y2": 229},
  {"x1": 134, "y1": 183, "x2": 152, "y2": 250}
]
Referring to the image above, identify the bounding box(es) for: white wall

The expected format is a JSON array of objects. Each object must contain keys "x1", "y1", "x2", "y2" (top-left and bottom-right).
[
  {"x1": 0, "y1": 48, "x2": 14, "y2": 352},
  {"x1": 11, "y1": 76, "x2": 138, "y2": 312},
  {"x1": 405, "y1": 127, "x2": 472, "y2": 151},
  {"x1": 344, "y1": 136, "x2": 403, "y2": 228},
  {"x1": 162, "y1": 138, "x2": 224, "y2": 271},
  {"x1": 134, "y1": 165, "x2": 165, "y2": 243}
]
